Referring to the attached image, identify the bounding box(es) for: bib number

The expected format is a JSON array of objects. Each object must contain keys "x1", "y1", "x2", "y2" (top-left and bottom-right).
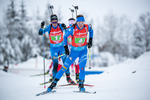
[
  {"x1": 75, "y1": 38, "x2": 85, "y2": 43},
  {"x1": 68, "y1": 38, "x2": 72, "y2": 42},
  {"x1": 51, "y1": 35, "x2": 61, "y2": 41}
]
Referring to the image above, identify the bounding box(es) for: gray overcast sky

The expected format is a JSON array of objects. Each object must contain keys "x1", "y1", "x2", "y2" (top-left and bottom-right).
[{"x1": 0, "y1": 0, "x2": 150, "y2": 25}]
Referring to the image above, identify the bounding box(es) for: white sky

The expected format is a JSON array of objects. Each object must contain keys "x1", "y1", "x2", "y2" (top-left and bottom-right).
[{"x1": 0, "y1": 0, "x2": 150, "y2": 26}]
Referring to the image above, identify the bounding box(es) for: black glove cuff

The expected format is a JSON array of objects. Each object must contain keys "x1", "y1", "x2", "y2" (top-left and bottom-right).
[
  {"x1": 89, "y1": 38, "x2": 93, "y2": 44},
  {"x1": 89, "y1": 38, "x2": 93, "y2": 42},
  {"x1": 64, "y1": 45, "x2": 68, "y2": 49}
]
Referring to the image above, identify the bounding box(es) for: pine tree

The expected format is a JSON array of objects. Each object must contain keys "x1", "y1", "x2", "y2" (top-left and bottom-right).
[
  {"x1": 18, "y1": 0, "x2": 34, "y2": 61},
  {"x1": 2, "y1": 0, "x2": 22, "y2": 64}
]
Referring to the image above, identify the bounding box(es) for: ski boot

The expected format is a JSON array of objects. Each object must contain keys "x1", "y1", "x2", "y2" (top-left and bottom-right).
[
  {"x1": 47, "y1": 78, "x2": 59, "y2": 92},
  {"x1": 78, "y1": 80, "x2": 85, "y2": 92},
  {"x1": 76, "y1": 73, "x2": 79, "y2": 83},
  {"x1": 66, "y1": 73, "x2": 76, "y2": 84}
]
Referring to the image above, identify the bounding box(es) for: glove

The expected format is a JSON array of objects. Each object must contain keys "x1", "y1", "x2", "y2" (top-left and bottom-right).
[
  {"x1": 88, "y1": 38, "x2": 93, "y2": 48},
  {"x1": 64, "y1": 45, "x2": 69, "y2": 55},
  {"x1": 41, "y1": 21, "x2": 45, "y2": 28},
  {"x1": 61, "y1": 23, "x2": 67, "y2": 29}
]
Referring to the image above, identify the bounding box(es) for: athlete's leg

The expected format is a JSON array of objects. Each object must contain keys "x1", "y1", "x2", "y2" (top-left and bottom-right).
[
  {"x1": 78, "y1": 49, "x2": 87, "y2": 82},
  {"x1": 50, "y1": 47, "x2": 59, "y2": 78},
  {"x1": 55, "y1": 50, "x2": 79, "y2": 80},
  {"x1": 78, "y1": 49, "x2": 88, "y2": 91}
]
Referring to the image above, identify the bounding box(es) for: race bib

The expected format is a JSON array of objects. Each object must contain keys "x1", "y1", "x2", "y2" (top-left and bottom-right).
[
  {"x1": 51, "y1": 35, "x2": 61, "y2": 41},
  {"x1": 68, "y1": 38, "x2": 72, "y2": 42},
  {"x1": 75, "y1": 38, "x2": 86, "y2": 43}
]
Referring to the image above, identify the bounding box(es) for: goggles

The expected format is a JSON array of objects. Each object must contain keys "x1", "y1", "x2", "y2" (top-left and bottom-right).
[
  {"x1": 69, "y1": 20, "x2": 75, "y2": 25},
  {"x1": 77, "y1": 22, "x2": 84, "y2": 25},
  {"x1": 52, "y1": 21, "x2": 58, "y2": 24}
]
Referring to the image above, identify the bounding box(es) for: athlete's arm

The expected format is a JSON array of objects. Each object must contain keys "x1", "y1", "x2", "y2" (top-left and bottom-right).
[
  {"x1": 64, "y1": 27, "x2": 74, "y2": 45},
  {"x1": 88, "y1": 24, "x2": 93, "y2": 38},
  {"x1": 38, "y1": 25, "x2": 50, "y2": 35}
]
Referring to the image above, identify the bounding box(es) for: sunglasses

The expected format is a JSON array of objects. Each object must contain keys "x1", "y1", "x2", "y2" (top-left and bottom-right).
[
  {"x1": 52, "y1": 22, "x2": 58, "y2": 24},
  {"x1": 78, "y1": 22, "x2": 84, "y2": 25}
]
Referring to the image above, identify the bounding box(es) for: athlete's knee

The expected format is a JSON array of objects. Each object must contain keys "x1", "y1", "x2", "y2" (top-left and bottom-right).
[
  {"x1": 61, "y1": 65, "x2": 68, "y2": 72},
  {"x1": 80, "y1": 67, "x2": 85, "y2": 72},
  {"x1": 79, "y1": 56, "x2": 87, "y2": 64}
]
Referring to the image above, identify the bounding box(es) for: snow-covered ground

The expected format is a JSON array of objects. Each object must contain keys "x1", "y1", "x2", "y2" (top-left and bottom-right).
[{"x1": 0, "y1": 52, "x2": 150, "y2": 100}]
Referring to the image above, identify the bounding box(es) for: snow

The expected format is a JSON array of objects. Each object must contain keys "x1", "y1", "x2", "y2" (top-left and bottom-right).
[{"x1": 0, "y1": 52, "x2": 150, "y2": 100}]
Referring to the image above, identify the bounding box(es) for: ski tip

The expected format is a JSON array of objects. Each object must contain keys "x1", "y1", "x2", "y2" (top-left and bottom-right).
[
  {"x1": 132, "y1": 71, "x2": 136, "y2": 74},
  {"x1": 36, "y1": 94, "x2": 39, "y2": 96}
]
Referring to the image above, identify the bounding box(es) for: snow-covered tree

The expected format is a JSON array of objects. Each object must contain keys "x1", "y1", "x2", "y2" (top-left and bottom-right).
[
  {"x1": 132, "y1": 12, "x2": 150, "y2": 58},
  {"x1": 96, "y1": 12, "x2": 134, "y2": 62},
  {"x1": 2, "y1": 0, "x2": 21, "y2": 64},
  {"x1": 0, "y1": 0, "x2": 40, "y2": 64},
  {"x1": 18, "y1": 0, "x2": 36, "y2": 61}
]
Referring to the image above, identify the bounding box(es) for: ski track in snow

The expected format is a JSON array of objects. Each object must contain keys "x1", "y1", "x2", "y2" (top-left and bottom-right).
[{"x1": 0, "y1": 52, "x2": 150, "y2": 100}]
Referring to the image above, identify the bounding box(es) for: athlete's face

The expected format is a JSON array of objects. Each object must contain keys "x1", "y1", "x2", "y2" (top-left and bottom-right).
[
  {"x1": 77, "y1": 21, "x2": 84, "y2": 29},
  {"x1": 69, "y1": 20, "x2": 75, "y2": 25},
  {"x1": 51, "y1": 20, "x2": 58, "y2": 27}
]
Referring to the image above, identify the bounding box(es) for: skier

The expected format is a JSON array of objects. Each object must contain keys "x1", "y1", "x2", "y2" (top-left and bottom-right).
[
  {"x1": 38, "y1": 14, "x2": 75, "y2": 84},
  {"x1": 67, "y1": 18, "x2": 80, "y2": 83},
  {"x1": 47, "y1": 14, "x2": 93, "y2": 92}
]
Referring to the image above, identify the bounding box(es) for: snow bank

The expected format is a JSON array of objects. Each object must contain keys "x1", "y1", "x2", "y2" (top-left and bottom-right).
[
  {"x1": 0, "y1": 52, "x2": 150, "y2": 100},
  {"x1": 94, "y1": 51, "x2": 150, "y2": 100}
]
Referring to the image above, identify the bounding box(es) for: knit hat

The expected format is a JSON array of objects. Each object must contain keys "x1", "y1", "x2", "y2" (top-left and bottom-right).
[
  {"x1": 50, "y1": 14, "x2": 58, "y2": 22},
  {"x1": 68, "y1": 18, "x2": 75, "y2": 21}
]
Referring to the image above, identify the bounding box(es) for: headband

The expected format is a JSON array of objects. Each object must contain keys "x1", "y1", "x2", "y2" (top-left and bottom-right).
[{"x1": 76, "y1": 17, "x2": 85, "y2": 22}]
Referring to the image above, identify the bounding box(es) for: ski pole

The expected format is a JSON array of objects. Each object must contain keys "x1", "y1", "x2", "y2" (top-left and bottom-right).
[
  {"x1": 72, "y1": 5, "x2": 78, "y2": 17},
  {"x1": 42, "y1": 29, "x2": 46, "y2": 88},
  {"x1": 49, "y1": 5, "x2": 54, "y2": 15},
  {"x1": 69, "y1": 8, "x2": 74, "y2": 18},
  {"x1": 53, "y1": 54, "x2": 65, "y2": 59},
  {"x1": 89, "y1": 48, "x2": 91, "y2": 69}
]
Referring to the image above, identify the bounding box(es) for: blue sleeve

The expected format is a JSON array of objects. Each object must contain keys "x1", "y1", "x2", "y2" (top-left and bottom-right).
[
  {"x1": 38, "y1": 25, "x2": 50, "y2": 35},
  {"x1": 64, "y1": 27, "x2": 74, "y2": 45},
  {"x1": 59, "y1": 23, "x2": 65, "y2": 31},
  {"x1": 38, "y1": 28, "x2": 43, "y2": 35},
  {"x1": 88, "y1": 24, "x2": 93, "y2": 38}
]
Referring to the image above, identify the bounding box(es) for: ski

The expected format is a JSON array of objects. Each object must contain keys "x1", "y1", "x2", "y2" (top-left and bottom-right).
[
  {"x1": 36, "y1": 90, "x2": 56, "y2": 96},
  {"x1": 40, "y1": 81, "x2": 52, "y2": 85},
  {"x1": 73, "y1": 90, "x2": 96, "y2": 94},
  {"x1": 30, "y1": 73, "x2": 48, "y2": 77},
  {"x1": 58, "y1": 83, "x2": 94, "y2": 87}
]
